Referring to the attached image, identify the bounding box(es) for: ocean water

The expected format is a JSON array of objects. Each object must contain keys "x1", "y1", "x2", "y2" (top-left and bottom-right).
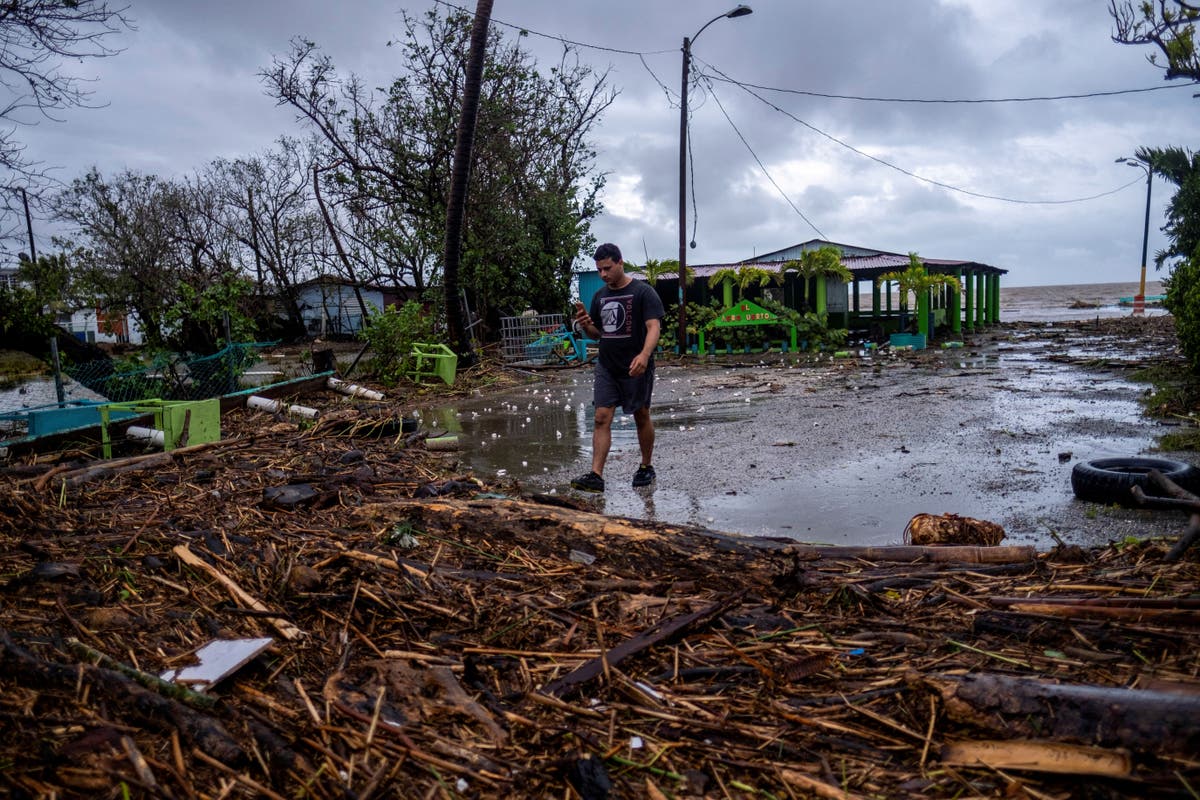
[
  {"x1": 999, "y1": 280, "x2": 1166, "y2": 323},
  {"x1": 858, "y1": 280, "x2": 1167, "y2": 324}
]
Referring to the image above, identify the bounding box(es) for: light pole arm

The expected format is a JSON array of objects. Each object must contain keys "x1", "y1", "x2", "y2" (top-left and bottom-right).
[{"x1": 677, "y1": 5, "x2": 752, "y2": 353}]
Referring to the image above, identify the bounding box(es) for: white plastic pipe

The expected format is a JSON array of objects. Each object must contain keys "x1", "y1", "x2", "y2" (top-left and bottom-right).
[
  {"x1": 247, "y1": 395, "x2": 282, "y2": 413},
  {"x1": 247, "y1": 395, "x2": 321, "y2": 420},
  {"x1": 327, "y1": 377, "x2": 384, "y2": 401},
  {"x1": 126, "y1": 425, "x2": 165, "y2": 446},
  {"x1": 284, "y1": 403, "x2": 320, "y2": 420}
]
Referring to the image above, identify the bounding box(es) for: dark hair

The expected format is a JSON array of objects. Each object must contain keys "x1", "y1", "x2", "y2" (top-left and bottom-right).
[{"x1": 593, "y1": 242, "x2": 622, "y2": 263}]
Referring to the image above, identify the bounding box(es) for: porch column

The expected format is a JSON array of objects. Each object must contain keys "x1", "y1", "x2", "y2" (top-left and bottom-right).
[
  {"x1": 872, "y1": 280, "x2": 881, "y2": 319},
  {"x1": 964, "y1": 270, "x2": 974, "y2": 331},
  {"x1": 917, "y1": 288, "x2": 930, "y2": 337},
  {"x1": 975, "y1": 273, "x2": 985, "y2": 327},
  {"x1": 950, "y1": 269, "x2": 962, "y2": 334}
]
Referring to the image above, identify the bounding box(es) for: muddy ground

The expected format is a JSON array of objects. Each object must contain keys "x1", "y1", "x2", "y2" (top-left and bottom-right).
[{"x1": 430, "y1": 315, "x2": 1192, "y2": 550}]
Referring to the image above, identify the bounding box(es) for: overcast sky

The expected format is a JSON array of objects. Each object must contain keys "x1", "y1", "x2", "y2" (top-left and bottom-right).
[{"x1": 20, "y1": 0, "x2": 1199, "y2": 287}]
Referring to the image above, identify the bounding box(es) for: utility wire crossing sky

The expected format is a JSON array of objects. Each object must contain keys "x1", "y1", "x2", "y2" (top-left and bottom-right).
[{"x1": 19, "y1": 0, "x2": 1200, "y2": 286}]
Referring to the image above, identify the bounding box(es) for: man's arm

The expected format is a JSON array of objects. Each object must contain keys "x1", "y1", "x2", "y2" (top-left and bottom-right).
[{"x1": 629, "y1": 318, "x2": 660, "y2": 376}]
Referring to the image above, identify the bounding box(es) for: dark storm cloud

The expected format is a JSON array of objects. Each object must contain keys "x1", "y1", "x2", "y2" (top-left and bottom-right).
[{"x1": 17, "y1": 0, "x2": 1197, "y2": 285}]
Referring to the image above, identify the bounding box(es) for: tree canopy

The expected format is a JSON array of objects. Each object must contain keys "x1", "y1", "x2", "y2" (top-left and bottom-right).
[
  {"x1": 0, "y1": 1, "x2": 132, "y2": 249},
  {"x1": 262, "y1": 8, "x2": 615, "y2": 334},
  {"x1": 1110, "y1": 0, "x2": 1200, "y2": 81}
]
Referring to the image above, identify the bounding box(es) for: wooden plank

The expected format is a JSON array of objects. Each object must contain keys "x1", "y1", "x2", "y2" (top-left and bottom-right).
[{"x1": 940, "y1": 739, "x2": 1131, "y2": 777}]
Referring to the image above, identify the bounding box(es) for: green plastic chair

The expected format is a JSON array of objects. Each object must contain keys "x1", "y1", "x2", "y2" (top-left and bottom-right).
[{"x1": 408, "y1": 343, "x2": 458, "y2": 385}]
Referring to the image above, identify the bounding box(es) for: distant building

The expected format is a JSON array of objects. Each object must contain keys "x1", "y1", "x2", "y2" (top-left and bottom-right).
[
  {"x1": 59, "y1": 308, "x2": 143, "y2": 345},
  {"x1": 576, "y1": 239, "x2": 1007, "y2": 337},
  {"x1": 3, "y1": 264, "x2": 142, "y2": 344},
  {"x1": 292, "y1": 276, "x2": 422, "y2": 337}
]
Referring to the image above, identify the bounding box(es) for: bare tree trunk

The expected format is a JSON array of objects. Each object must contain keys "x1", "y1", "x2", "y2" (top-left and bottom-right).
[
  {"x1": 442, "y1": 0, "x2": 493, "y2": 361},
  {"x1": 313, "y1": 164, "x2": 371, "y2": 333}
]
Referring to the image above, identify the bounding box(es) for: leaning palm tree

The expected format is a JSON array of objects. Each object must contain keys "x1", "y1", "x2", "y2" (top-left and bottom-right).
[
  {"x1": 877, "y1": 253, "x2": 961, "y2": 339},
  {"x1": 1136, "y1": 145, "x2": 1200, "y2": 269}
]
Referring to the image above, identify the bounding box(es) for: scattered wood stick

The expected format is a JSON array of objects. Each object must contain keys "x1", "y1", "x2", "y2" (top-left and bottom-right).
[
  {"x1": 173, "y1": 544, "x2": 303, "y2": 640},
  {"x1": 540, "y1": 592, "x2": 744, "y2": 699}
]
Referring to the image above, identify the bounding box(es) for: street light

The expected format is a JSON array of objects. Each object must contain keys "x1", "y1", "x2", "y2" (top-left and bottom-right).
[
  {"x1": 1116, "y1": 156, "x2": 1153, "y2": 315},
  {"x1": 678, "y1": 4, "x2": 753, "y2": 352}
]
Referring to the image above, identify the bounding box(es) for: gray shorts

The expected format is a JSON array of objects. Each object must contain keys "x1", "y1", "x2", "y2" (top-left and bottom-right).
[{"x1": 593, "y1": 360, "x2": 655, "y2": 414}]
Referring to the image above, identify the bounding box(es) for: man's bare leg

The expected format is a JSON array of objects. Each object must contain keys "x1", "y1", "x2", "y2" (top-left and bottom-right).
[
  {"x1": 591, "y1": 406, "x2": 615, "y2": 475},
  {"x1": 633, "y1": 406, "x2": 654, "y2": 467}
]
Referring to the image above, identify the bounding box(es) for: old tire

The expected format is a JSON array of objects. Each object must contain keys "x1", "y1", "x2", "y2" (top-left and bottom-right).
[{"x1": 1071, "y1": 457, "x2": 1199, "y2": 506}]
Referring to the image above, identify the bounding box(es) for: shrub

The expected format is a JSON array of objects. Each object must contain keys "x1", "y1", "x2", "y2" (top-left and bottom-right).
[
  {"x1": 360, "y1": 301, "x2": 435, "y2": 386},
  {"x1": 1166, "y1": 243, "x2": 1200, "y2": 374}
]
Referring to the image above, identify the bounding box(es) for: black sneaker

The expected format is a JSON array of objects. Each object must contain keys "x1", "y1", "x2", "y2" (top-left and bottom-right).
[
  {"x1": 632, "y1": 464, "x2": 656, "y2": 487},
  {"x1": 571, "y1": 471, "x2": 605, "y2": 493}
]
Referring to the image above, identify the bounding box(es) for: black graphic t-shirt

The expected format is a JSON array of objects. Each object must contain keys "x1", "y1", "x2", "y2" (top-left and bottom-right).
[{"x1": 588, "y1": 279, "x2": 665, "y2": 375}]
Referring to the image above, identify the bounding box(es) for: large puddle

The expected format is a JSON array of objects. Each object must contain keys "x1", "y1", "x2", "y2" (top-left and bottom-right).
[
  {"x1": 2, "y1": 334, "x2": 1177, "y2": 550},
  {"x1": 419, "y1": 345, "x2": 1173, "y2": 549}
]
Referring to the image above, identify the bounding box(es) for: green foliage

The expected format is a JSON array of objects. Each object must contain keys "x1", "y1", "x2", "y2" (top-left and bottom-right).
[
  {"x1": 0, "y1": 283, "x2": 55, "y2": 341},
  {"x1": 877, "y1": 252, "x2": 961, "y2": 299},
  {"x1": 53, "y1": 169, "x2": 191, "y2": 348},
  {"x1": 100, "y1": 355, "x2": 168, "y2": 401},
  {"x1": 161, "y1": 275, "x2": 257, "y2": 352},
  {"x1": 17, "y1": 253, "x2": 74, "y2": 313},
  {"x1": 265, "y1": 8, "x2": 614, "y2": 337},
  {"x1": 1139, "y1": 147, "x2": 1200, "y2": 272},
  {"x1": 360, "y1": 301, "x2": 436, "y2": 386},
  {"x1": 635, "y1": 258, "x2": 684, "y2": 287},
  {"x1": 759, "y1": 297, "x2": 847, "y2": 350},
  {"x1": 1165, "y1": 243, "x2": 1200, "y2": 373},
  {"x1": 780, "y1": 247, "x2": 851, "y2": 309},
  {"x1": 1111, "y1": 1, "x2": 1200, "y2": 81},
  {"x1": 0, "y1": 252, "x2": 79, "y2": 345},
  {"x1": 658, "y1": 300, "x2": 715, "y2": 351}
]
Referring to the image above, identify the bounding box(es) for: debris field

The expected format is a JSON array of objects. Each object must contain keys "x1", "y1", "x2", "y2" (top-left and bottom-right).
[{"x1": 0, "y1": 358, "x2": 1198, "y2": 799}]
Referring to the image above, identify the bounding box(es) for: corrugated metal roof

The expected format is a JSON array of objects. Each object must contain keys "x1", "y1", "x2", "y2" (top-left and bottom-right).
[
  {"x1": 640, "y1": 254, "x2": 997, "y2": 279},
  {"x1": 596, "y1": 240, "x2": 1008, "y2": 279}
]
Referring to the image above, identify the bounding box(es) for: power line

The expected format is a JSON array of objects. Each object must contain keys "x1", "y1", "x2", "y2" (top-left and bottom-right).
[
  {"x1": 639, "y1": 52, "x2": 677, "y2": 104},
  {"x1": 697, "y1": 58, "x2": 1149, "y2": 206},
  {"x1": 431, "y1": 0, "x2": 675, "y2": 56},
  {"x1": 700, "y1": 70, "x2": 1200, "y2": 104},
  {"x1": 702, "y1": 75, "x2": 826, "y2": 239},
  {"x1": 437, "y1": 0, "x2": 1193, "y2": 105}
]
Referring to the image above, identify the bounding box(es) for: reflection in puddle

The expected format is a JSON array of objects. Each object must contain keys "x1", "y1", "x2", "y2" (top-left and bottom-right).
[{"x1": 418, "y1": 372, "x2": 752, "y2": 484}]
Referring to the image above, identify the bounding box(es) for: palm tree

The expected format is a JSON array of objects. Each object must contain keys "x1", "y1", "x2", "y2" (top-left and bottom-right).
[
  {"x1": 709, "y1": 265, "x2": 781, "y2": 307},
  {"x1": 638, "y1": 258, "x2": 686, "y2": 287},
  {"x1": 877, "y1": 253, "x2": 961, "y2": 339},
  {"x1": 1137, "y1": 145, "x2": 1200, "y2": 269},
  {"x1": 783, "y1": 246, "x2": 852, "y2": 315}
]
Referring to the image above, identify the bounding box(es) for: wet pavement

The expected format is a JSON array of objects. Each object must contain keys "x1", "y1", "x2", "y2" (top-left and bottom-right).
[{"x1": 420, "y1": 323, "x2": 1189, "y2": 550}]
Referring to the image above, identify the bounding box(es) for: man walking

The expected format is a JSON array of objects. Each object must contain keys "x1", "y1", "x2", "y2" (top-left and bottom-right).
[{"x1": 571, "y1": 243, "x2": 664, "y2": 492}]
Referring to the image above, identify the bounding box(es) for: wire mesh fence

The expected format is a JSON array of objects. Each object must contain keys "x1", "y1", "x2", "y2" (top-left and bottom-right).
[{"x1": 64, "y1": 342, "x2": 275, "y2": 403}]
